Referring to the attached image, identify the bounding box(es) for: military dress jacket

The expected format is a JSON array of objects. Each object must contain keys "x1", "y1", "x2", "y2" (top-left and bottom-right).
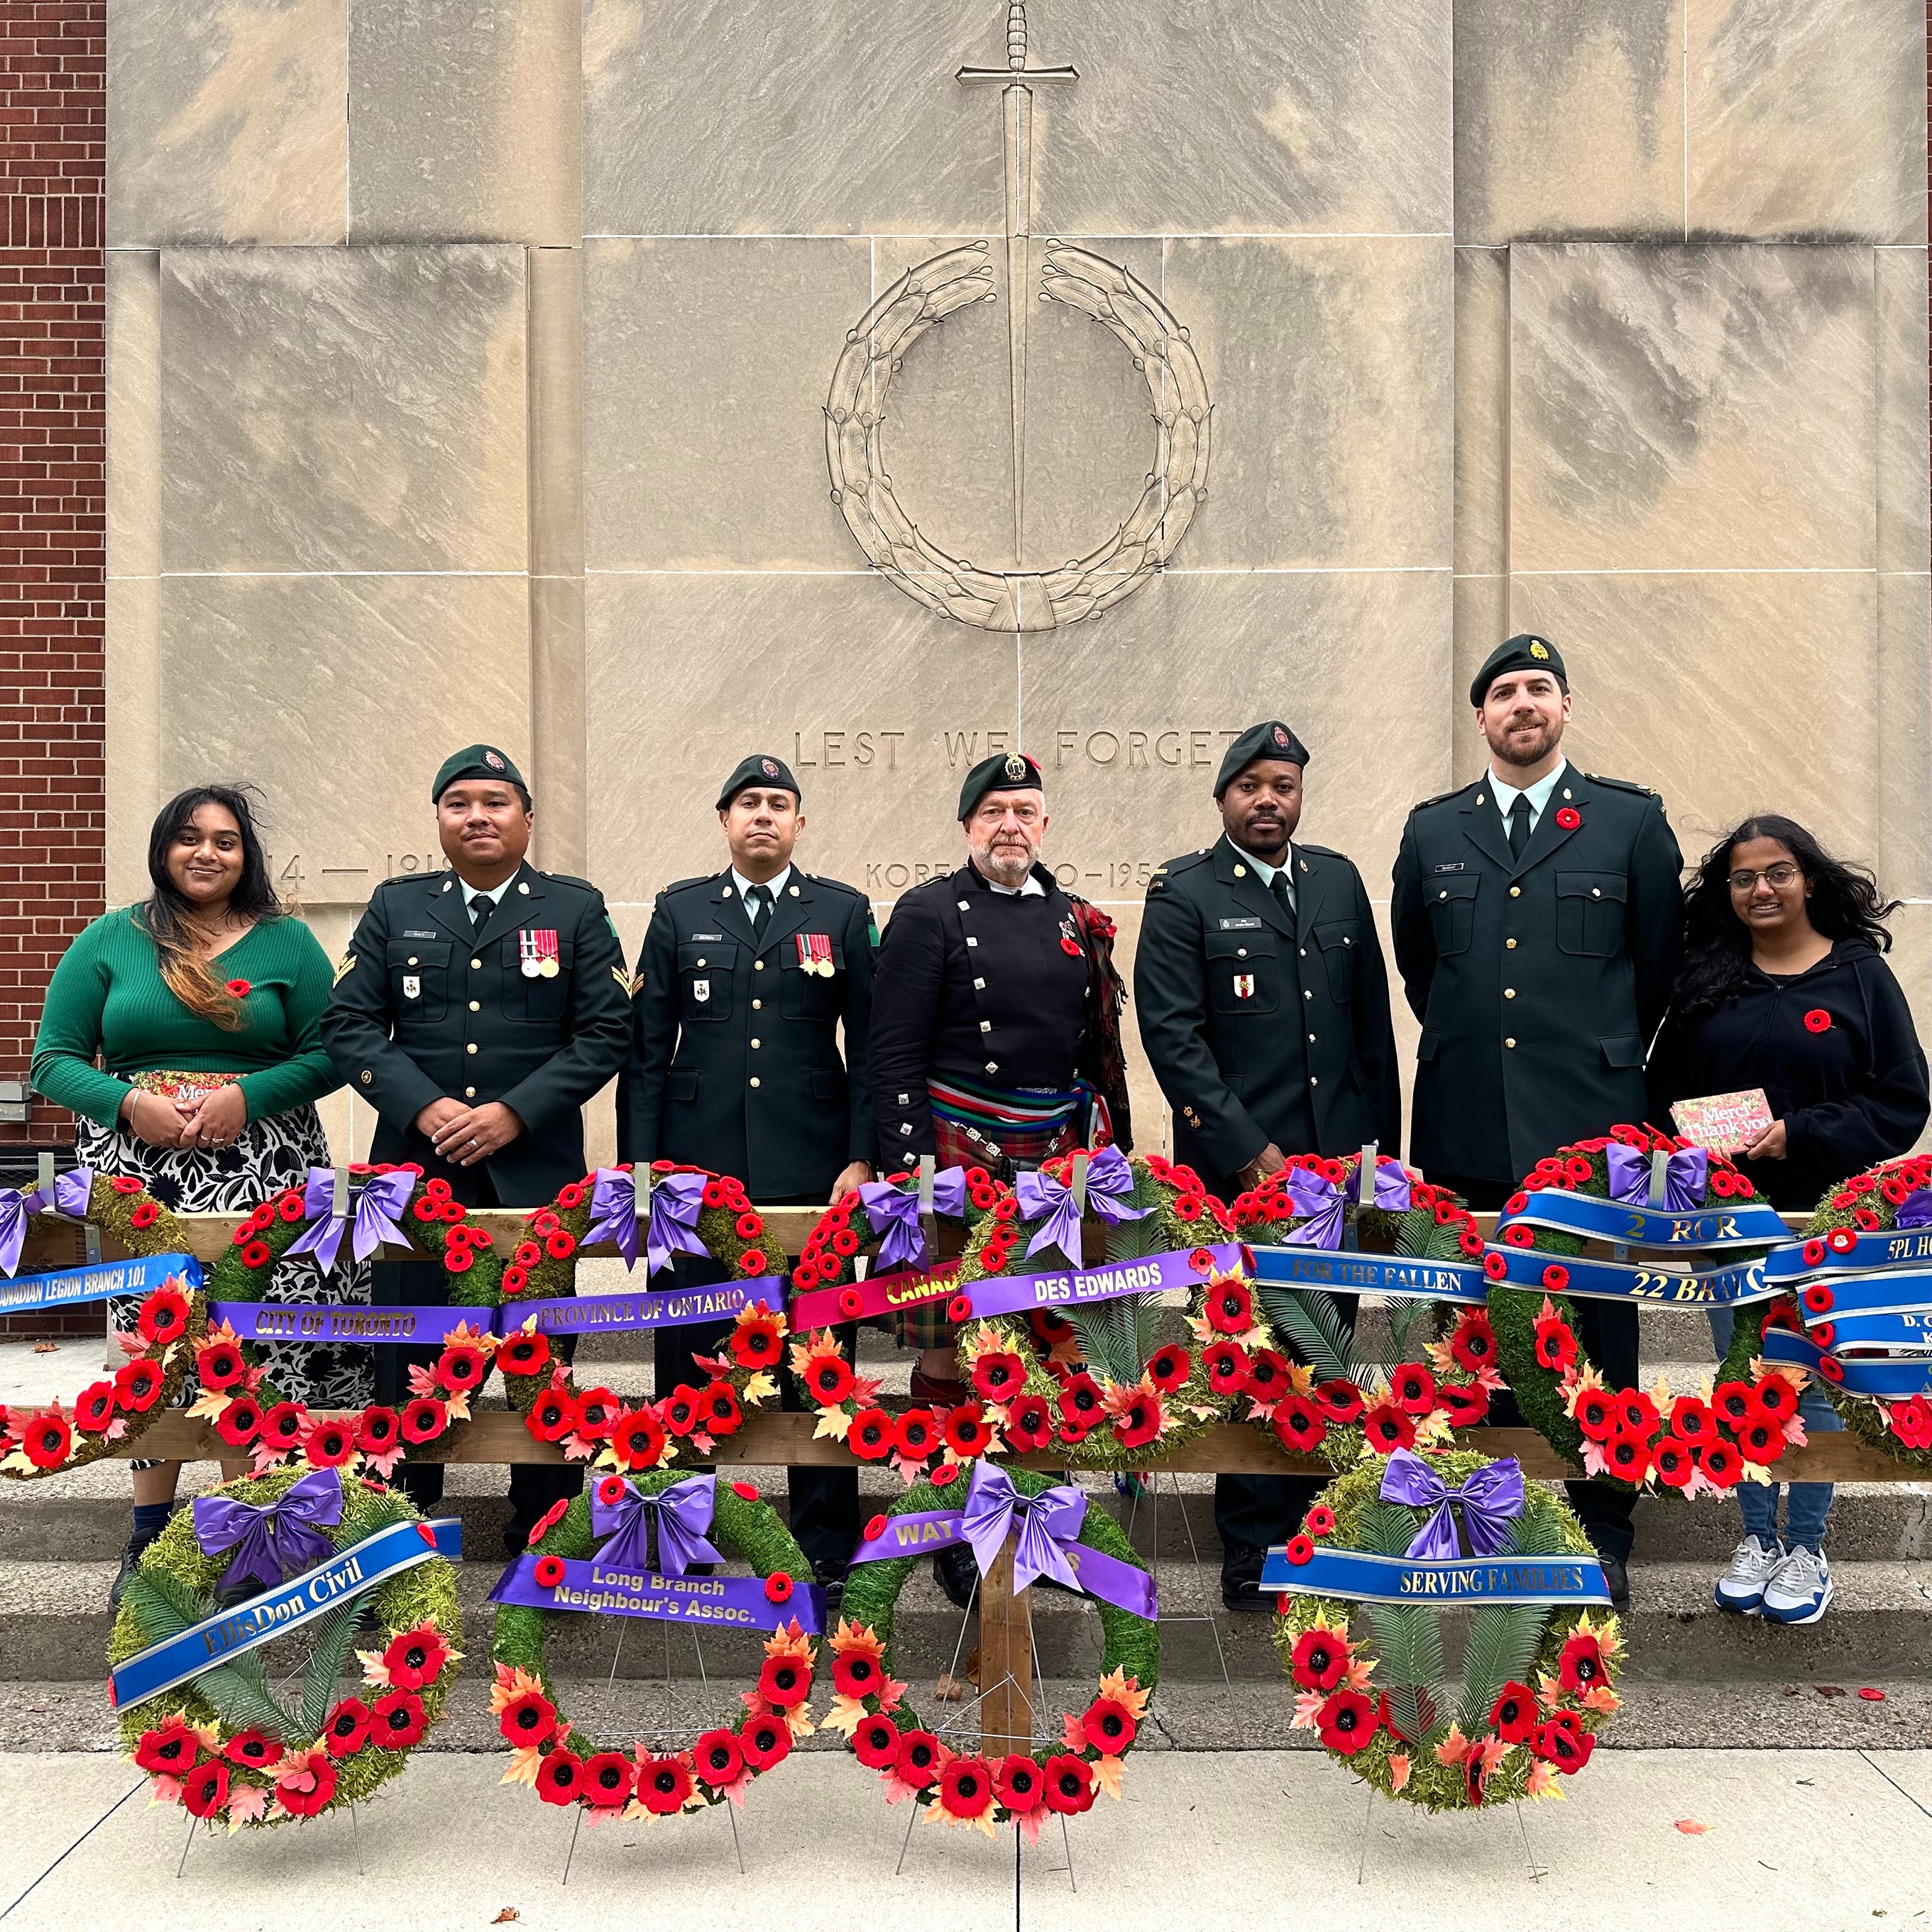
[
  {"x1": 1390, "y1": 767, "x2": 1684, "y2": 1187},
  {"x1": 320, "y1": 861, "x2": 633, "y2": 1204},
  {"x1": 1136, "y1": 835, "x2": 1401, "y2": 1185},
  {"x1": 869, "y1": 860, "x2": 1124, "y2": 1163},
  {"x1": 617, "y1": 868, "x2": 874, "y2": 1200}
]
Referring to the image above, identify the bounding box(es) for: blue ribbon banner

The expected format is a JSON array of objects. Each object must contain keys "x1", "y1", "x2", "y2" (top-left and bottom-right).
[
  {"x1": 487, "y1": 1554, "x2": 825, "y2": 1633},
  {"x1": 1764, "y1": 1227, "x2": 1932, "y2": 1288},
  {"x1": 1248, "y1": 1244, "x2": 1488, "y2": 1305},
  {"x1": 1261, "y1": 1544, "x2": 1611, "y2": 1607},
  {"x1": 1760, "y1": 1327, "x2": 1932, "y2": 1400},
  {"x1": 1497, "y1": 1187, "x2": 1788, "y2": 1251},
  {"x1": 0, "y1": 1251, "x2": 201, "y2": 1317},
  {"x1": 108, "y1": 1517, "x2": 462, "y2": 1711},
  {"x1": 1486, "y1": 1245, "x2": 1777, "y2": 1307}
]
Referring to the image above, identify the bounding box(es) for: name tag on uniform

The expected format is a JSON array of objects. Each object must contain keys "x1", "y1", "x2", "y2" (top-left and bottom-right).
[
  {"x1": 692, "y1": 979, "x2": 710, "y2": 1003},
  {"x1": 1431, "y1": 862, "x2": 1466, "y2": 874},
  {"x1": 1233, "y1": 974, "x2": 1256, "y2": 999},
  {"x1": 689, "y1": 931, "x2": 723, "y2": 942},
  {"x1": 402, "y1": 929, "x2": 439, "y2": 939},
  {"x1": 402, "y1": 975, "x2": 421, "y2": 1000},
  {"x1": 795, "y1": 933, "x2": 834, "y2": 977},
  {"x1": 518, "y1": 928, "x2": 560, "y2": 979},
  {"x1": 1217, "y1": 916, "x2": 1264, "y2": 930}
]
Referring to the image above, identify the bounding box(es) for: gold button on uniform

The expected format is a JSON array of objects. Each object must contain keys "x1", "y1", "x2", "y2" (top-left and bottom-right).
[
  {"x1": 750, "y1": 1077, "x2": 760, "y2": 1088},
  {"x1": 471, "y1": 957, "x2": 482, "y2": 969},
  {"x1": 754, "y1": 960, "x2": 764, "y2": 971},
  {"x1": 469, "y1": 1000, "x2": 480, "y2": 1011},
  {"x1": 359, "y1": 1070, "x2": 372, "y2": 1085},
  {"x1": 1310, "y1": 1075, "x2": 1319, "y2": 1086},
  {"x1": 464, "y1": 1086, "x2": 476, "y2": 1097},
  {"x1": 750, "y1": 1038, "x2": 761, "y2": 1049},
  {"x1": 1504, "y1": 988, "x2": 1515, "y2": 999},
  {"x1": 466, "y1": 1042, "x2": 478, "y2": 1054},
  {"x1": 752, "y1": 998, "x2": 762, "y2": 1009},
  {"x1": 1505, "y1": 938, "x2": 1517, "y2": 950},
  {"x1": 1508, "y1": 887, "x2": 1520, "y2": 899},
  {"x1": 407, "y1": 955, "x2": 419, "y2": 966},
  {"x1": 1505, "y1": 1038, "x2": 1517, "y2": 1048}
]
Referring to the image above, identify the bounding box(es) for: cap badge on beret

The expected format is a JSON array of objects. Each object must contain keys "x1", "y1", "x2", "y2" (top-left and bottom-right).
[
  {"x1": 1004, "y1": 752, "x2": 1028, "y2": 781},
  {"x1": 1272, "y1": 725, "x2": 1290, "y2": 748},
  {"x1": 761, "y1": 757, "x2": 779, "y2": 779},
  {"x1": 485, "y1": 750, "x2": 505, "y2": 769},
  {"x1": 1529, "y1": 640, "x2": 1550, "y2": 662}
]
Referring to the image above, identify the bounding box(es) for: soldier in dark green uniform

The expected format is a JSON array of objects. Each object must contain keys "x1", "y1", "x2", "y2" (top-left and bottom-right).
[
  {"x1": 1136, "y1": 720, "x2": 1401, "y2": 1610},
  {"x1": 1391, "y1": 637, "x2": 1684, "y2": 1601},
  {"x1": 322, "y1": 745, "x2": 632, "y2": 1545},
  {"x1": 618, "y1": 752, "x2": 875, "y2": 1598}
]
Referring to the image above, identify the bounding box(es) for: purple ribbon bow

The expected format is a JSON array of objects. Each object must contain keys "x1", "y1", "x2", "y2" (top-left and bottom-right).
[
  {"x1": 1896, "y1": 1189, "x2": 1932, "y2": 1231},
  {"x1": 1378, "y1": 1449, "x2": 1525, "y2": 1559},
  {"x1": 860, "y1": 1168, "x2": 968, "y2": 1271},
  {"x1": 192, "y1": 1466, "x2": 344, "y2": 1595},
  {"x1": 0, "y1": 1167, "x2": 93, "y2": 1278},
  {"x1": 584, "y1": 1168, "x2": 642, "y2": 1270},
  {"x1": 1605, "y1": 1144, "x2": 1708, "y2": 1213},
  {"x1": 591, "y1": 1473, "x2": 723, "y2": 1577},
  {"x1": 960, "y1": 1459, "x2": 1087, "y2": 1593},
  {"x1": 1015, "y1": 1145, "x2": 1149, "y2": 1261},
  {"x1": 1282, "y1": 1158, "x2": 1412, "y2": 1253},
  {"x1": 285, "y1": 1168, "x2": 413, "y2": 1275},
  {"x1": 642, "y1": 1169, "x2": 710, "y2": 1278}
]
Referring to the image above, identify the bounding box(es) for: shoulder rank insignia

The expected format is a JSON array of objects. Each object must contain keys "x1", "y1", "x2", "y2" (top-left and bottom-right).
[
  {"x1": 612, "y1": 964, "x2": 637, "y2": 996},
  {"x1": 333, "y1": 953, "x2": 356, "y2": 985}
]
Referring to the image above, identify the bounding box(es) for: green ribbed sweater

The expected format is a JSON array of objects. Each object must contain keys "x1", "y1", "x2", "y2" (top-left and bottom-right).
[{"x1": 31, "y1": 908, "x2": 344, "y2": 1129}]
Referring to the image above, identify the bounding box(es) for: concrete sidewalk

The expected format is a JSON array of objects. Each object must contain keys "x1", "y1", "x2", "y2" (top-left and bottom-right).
[{"x1": 4, "y1": 1750, "x2": 1928, "y2": 1931}]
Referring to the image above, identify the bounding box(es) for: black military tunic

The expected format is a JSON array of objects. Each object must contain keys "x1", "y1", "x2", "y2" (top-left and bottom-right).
[
  {"x1": 1136, "y1": 833, "x2": 1401, "y2": 1186},
  {"x1": 1391, "y1": 766, "x2": 1684, "y2": 1189},
  {"x1": 322, "y1": 858, "x2": 633, "y2": 1197},
  {"x1": 617, "y1": 866, "x2": 875, "y2": 1198},
  {"x1": 868, "y1": 860, "x2": 1106, "y2": 1163}
]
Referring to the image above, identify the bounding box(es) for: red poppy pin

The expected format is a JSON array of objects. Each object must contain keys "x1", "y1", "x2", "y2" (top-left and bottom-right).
[
  {"x1": 1804, "y1": 1009, "x2": 1832, "y2": 1033},
  {"x1": 1554, "y1": 807, "x2": 1581, "y2": 830},
  {"x1": 226, "y1": 979, "x2": 251, "y2": 997}
]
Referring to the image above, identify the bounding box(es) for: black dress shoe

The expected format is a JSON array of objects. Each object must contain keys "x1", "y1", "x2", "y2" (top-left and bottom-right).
[
  {"x1": 1598, "y1": 1552, "x2": 1630, "y2": 1608},
  {"x1": 1220, "y1": 1544, "x2": 1273, "y2": 1614},
  {"x1": 813, "y1": 1564, "x2": 847, "y2": 1616},
  {"x1": 933, "y1": 1542, "x2": 979, "y2": 1611},
  {"x1": 107, "y1": 1532, "x2": 159, "y2": 1613}
]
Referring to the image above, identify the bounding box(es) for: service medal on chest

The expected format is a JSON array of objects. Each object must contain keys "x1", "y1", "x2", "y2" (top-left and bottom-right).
[
  {"x1": 518, "y1": 928, "x2": 559, "y2": 980},
  {"x1": 795, "y1": 933, "x2": 835, "y2": 978}
]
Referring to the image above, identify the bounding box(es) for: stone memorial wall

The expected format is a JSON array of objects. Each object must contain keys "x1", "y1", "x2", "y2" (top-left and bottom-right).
[{"x1": 99, "y1": 0, "x2": 1931, "y2": 1163}]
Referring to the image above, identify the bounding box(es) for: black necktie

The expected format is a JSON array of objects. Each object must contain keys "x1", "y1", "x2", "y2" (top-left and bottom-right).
[
  {"x1": 1268, "y1": 871, "x2": 1295, "y2": 931},
  {"x1": 745, "y1": 882, "x2": 772, "y2": 935},
  {"x1": 468, "y1": 892, "x2": 490, "y2": 933},
  {"x1": 1508, "y1": 794, "x2": 1532, "y2": 859}
]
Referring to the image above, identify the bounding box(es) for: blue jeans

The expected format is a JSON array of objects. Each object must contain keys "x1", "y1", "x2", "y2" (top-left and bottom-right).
[{"x1": 1708, "y1": 1308, "x2": 1839, "y2": 1552}]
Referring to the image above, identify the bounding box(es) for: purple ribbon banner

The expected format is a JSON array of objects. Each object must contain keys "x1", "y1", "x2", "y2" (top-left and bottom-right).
[
  {"x1": 0, "y1": 1166, "x2": 93, "y2": 1278},
  {"x1": 949, "y1": 1241, "x2": 1242, "y2": 1324},
  {"x1": 849, "y1": 1463, "x2": 1157, "y2": 1620},
  {"x1": 503, "y1": 1276, "x2": 781, "y2": 1337},
  {"x1": 488, "y1": 1554, "x2": 824, "y2": 1633},
  {"x1": 207, "y1": 1300, "x2": 488, "y2": 1346}
]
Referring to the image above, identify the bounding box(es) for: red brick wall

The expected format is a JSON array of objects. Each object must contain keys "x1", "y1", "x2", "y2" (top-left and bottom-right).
[{"x1": 0, "y1": 1, "x2": 104, "y2": 1153}]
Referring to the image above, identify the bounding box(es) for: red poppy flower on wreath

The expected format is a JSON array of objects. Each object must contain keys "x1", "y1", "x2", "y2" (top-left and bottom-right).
[
  {"x1": 72, "y1": 1381, "x2": 116, "y2": 1434},
  {"x1": 608, "y1": 1407, "x2": 669, "y2": 1470},
  {"x1": 580, "y1": 1750, "x2": 637, "y2": 1808},
  {"x1": 133, "y1": 1718, "x2": 199, "y2": 1775},
  {"x1": 1388, "y1": 1363, "x2": 1437, "y2": 1416},
  {"x1": 1533, "y1": 1312, "x2": 1578, "y2": 1372},
  {"x1": 1204, "y1": 1278, "x2": 1256, "y2": 1334},
  {"x1": 740, "y1": 1714, "x2": 791, "y2": 1772},
  {"x1": 693, "y1": 1729, "x2": 744, "y2": 1788},
  {"x1": 371, "y1": 1689, "x2": 428, "y2": 1750},
  {"x1": 847, "y1": 1407, "x2": 894, "y2": 1459},
  {"x1": 853, "y1": 1713, "x2": 900, "y2": 1769},
  {"x1": 1313, "y1": 1378, "x2": 1365, "y2": 1425},
  {"x1": 1289, "y1": 1626, "x2": 1349, "y2": 1691},
  {"x1": 532, "y1": 1554, "x2": 567, "y2": 1588},
  {"x1": 1697, "y1": 1440, "x2": 1742, "y2": 1488},
  {"x1": 637, "y1": 1753, "x2": 695, "y2": 1816},
  {"x1": 1283, "y1": 1533, "x2": 1315, "y2": 1566},
  {"x1": 498, "y1": 1689, "x2": 558, "y2": 1748},
  {"x1": 1001, "y1": 1392, "x2": 1053, "y2": 1451},
  {"x1": 197, "y1": 1339, "x2": 246, "y2": 1389},
  {"x1": 1314, "y1": 1689, "x2": 1378, "y2": 1757},
  {"x1": 1361, "y1": 1404, "x2": 1415, "y2": 1454},
  {"x1": 944, "y1": 1405, "x2": 995, "y2": 1459},
  {"x1": 1489, "y1": 1682, "x2": 1539, "y2": 1745},
  {"x1": 214, "y1": 1395, "x2": 263, "y2": 1448},
  {"x1": 400, "y1": 1397, "x2": 448, "y2": 1445},
  {"x1": 1271, "y1": 1395, "x2": 1327, "y2": 1456},
  {"x1": 114, "y1": 1359, "x2": 163, "y2": 1414},
  {"x1": 136, "y1": 1284, "x2": 190, "y2": 1345},
  {"x1": 1043, "y1": 1754, "x2": 1094, "y2": 1814},
  {"x1": 1803, "y1": 1009, "x2": 1833, "y2": 1033},
  {"x1": 302, "y1": 1417, "x2": 356, "y2": 1468},
  {"x1": 180, "y1": 1760, "x2": 231, "y2": 1819},
  {"x1": 534, "y1": 1749, "x2": 583, "y2": 1806},
  {"x1": 995, "y1": 1755, "x2": 1045, "y2": 1813},
  {"x1": 1439, "y1": 1383, "x2": 1490, "y2": 1427}
]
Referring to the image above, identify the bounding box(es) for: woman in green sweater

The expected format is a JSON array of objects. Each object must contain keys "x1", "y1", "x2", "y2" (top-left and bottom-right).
[{"x1": 32, "y1": 785, "x2": 365, "y2": 1603}]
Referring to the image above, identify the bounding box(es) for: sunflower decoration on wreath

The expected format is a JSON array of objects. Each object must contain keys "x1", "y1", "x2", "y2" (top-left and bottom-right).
[
  {"x1": 940, "y1": 1147, "x2": 1264, "y2": 1470},
  {"x1": 826, "y1": 1462, "x2": 1158, "y2": 1835},
  {"x1": 1273, "y1": 1448, "x2": 1622, "y2": 1812},
  {"x1": 1222, "y1": 1151, "x2": 1501, "y2": 1469},
  {"x1": 0, "y1": 1170, "x2": 202, "y2": 1481},
  {"x1": 110, "y1": 1461, "x2": 462, "y2": 1831},
  {"x1": 1739, "y1": 1152, "x2": 1932, "y2": 1469},
  {"x1": 1486, "y1": 1126, "x2": 1804, "y2": 1498},
  {"x1": 785, "y1": 1163, "x2": 1011, "y2": 1481},
  {"x1": 487, "y1": 1469, "x2": 821, "y2": 1822},
  {"x1": 450, "y1": 1163, "x2": 786, "y2": 1473}
]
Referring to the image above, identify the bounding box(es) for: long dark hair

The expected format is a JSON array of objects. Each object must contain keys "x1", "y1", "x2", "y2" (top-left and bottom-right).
[
  {"x1": 141, "y1": 785, "x2": 282, "y2": 1029},
  {"x1": 1673, "y1": 813, "x2": 1899, "y2": 1019}
]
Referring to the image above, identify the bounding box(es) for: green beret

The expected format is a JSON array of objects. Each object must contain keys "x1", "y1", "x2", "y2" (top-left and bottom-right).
[
  {"x1": 958, "y1": 750, "x2": 1043, "y2": 821},
  {"x1": 1214, "y1": 720, "x2": 1309, "y2": 798},
  {"x1": 431, "y1": 744, "x2": 527, "y2": 803},
  {"x1": 715, "y1": 753, "x2": 801, "y2": 811},
  {"x1": 1470, "y1": 633, "x2": 1568, "y2": 706}
]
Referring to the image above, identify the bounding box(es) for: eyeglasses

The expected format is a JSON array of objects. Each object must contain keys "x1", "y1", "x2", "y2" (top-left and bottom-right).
[{"x1": 1727, "y1": 864, "x2": 1803, "y2": 892}]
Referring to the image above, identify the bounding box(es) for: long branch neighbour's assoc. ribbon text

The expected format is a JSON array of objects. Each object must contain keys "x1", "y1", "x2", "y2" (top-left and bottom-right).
[
  {"x1": 846, "y1": 1461, "x2": 1158, "y2": 1620},
  {"x1": 107, "y1": 1515, "x2": 463, "y2": 1709}
]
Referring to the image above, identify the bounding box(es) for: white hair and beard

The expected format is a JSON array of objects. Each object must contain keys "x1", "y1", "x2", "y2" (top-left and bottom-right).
[{"x1": 967, "y1": 807, "x2": 1042, "y2": 888}]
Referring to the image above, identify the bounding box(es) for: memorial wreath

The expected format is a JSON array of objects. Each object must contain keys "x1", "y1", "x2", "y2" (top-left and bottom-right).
[
  {"x1": 1485, "y1": 1126, "x2": 1804, "y2": 1495},
  {"x1": 828, "y1": 1462, "x2": 1158, "y2": 1835},
  {"x1": 488, "y1": 1470, "x2": 820, "y2": 1821},
  {"x1": 1273, "y1": 1448, "x2": 1622, "y2": 1811},
  {"x1": 0, "y1": 1170, "x2": 202, "y2": 1481},
  {"x1": 109, "y1": 1461, "x2": 463, "y2": 1829}
]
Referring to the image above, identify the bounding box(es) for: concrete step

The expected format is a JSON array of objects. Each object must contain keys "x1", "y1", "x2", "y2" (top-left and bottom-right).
[{"x1": 9, "y1": 1550, "x2": 1930, "y2": 1685}]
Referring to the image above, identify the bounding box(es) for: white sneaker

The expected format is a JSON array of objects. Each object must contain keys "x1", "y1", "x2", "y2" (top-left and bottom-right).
[
  {"x1": 1761, "y1": 1544, "x2": 1834, "y2": 1625},
  {"x1": 1713, "y1": 1535, "x2": 1784, "y2": 1615}
]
